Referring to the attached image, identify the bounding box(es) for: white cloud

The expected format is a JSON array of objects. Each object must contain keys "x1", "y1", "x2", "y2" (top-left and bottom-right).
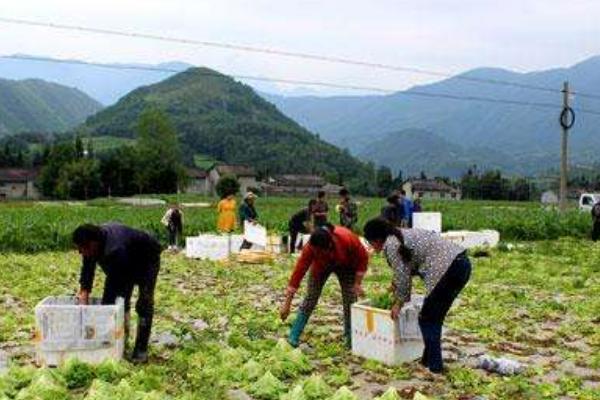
[{"x1": 0, "y1": 0, "x2": 599, "y2": 95}]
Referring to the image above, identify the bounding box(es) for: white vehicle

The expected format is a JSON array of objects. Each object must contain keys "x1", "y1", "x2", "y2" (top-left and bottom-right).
[{"x1": 579, "y1": 193, "x2": 600, "y2": 212}]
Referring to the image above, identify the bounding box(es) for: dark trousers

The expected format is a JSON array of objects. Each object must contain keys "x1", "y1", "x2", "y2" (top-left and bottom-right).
[
  {"x1": 419, "y1": 253, "x2": 471, "y2": 372},
  {"x1": 289, "y1": 227, "x2": 307, "y2": 254},
  {"x1": 299, "y1": 265, "x2": 357, "y2": 343},
  {"x1": 593, "y1": 221, "x2": 600, "y2": 241},
  {"x1": 102, "y1": 257, "x2": 160, "y2": 353}
]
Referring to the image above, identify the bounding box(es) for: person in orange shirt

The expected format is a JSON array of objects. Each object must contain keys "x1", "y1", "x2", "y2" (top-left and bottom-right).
[
  {"x1": 279, "y1": 224, "x2": 369, "y2": 348},
  {"x1": 217, "y1": 193, "x2": 237, "y2": 233}
]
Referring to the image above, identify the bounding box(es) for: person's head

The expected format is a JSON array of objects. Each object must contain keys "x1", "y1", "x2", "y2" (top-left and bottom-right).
[
  {"x1": 72, "y1": 224, "x2": 104, "y2": 258},
  {"x1": 387, "y1": 194, "x2": 399, "y2": 205},
  {"x1": 317, "y1": 190, "x2": 326, "y2": 200},
  {"x1": 309, "y1": 224, "x2": 335, "y2": 252},
  {"x1": 307, "y1": 199, "x2": 317, "y2": 212},
  {"x1": 364, "y1": 217, "x2": 412, "y2": 260},
  {"x1": 339, "y1": 188, "x2": 350, "y2": 200},
  {"x1": 363, "y1": 218, "x2": 395, "y2": 252},
  {"x1": 225, "y1": 192, "x2": 235, "y2": 200},
  {"x1": 245, "y1": 191, "x2": 257, "y2": 204}
]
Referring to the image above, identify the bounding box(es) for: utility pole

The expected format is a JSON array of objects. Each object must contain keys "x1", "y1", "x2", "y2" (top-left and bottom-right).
[{"x1": 559, "y1": 81, "x2": 575, "y2": 212}]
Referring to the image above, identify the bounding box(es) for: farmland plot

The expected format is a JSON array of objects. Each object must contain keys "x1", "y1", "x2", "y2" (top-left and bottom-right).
[{"x1": 1, "y1": 239, "x2": 598, "y2": 399}]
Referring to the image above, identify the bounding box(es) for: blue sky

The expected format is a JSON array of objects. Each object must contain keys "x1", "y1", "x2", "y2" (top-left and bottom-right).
[{"x1": 0, "y1": 0, "x2": 599, "y2": 96}]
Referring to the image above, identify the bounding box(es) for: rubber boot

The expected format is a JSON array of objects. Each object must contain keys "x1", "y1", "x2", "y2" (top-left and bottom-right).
[
  {"x1": 419, "y1": 321, "x2": 440, "y2": 372},
  {"x1": 288, "y1": 311, "x2": 309, "y2": 348},
  {"x1": 131, "y1": 317, "x2": 152, "y2": 364},
  {"x1": 343, "y1": 318, "x2": 352, "y2": 349}
]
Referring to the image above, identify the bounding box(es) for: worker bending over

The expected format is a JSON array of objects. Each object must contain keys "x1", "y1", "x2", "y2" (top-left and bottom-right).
[{"x1": 73, "y1": 223, "x2": 162, "y2": 363}]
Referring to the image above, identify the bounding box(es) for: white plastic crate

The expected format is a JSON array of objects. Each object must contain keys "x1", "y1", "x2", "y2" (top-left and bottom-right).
[
  {"x1": 185, "y1": 235, "x2": 244, "y2": 260},
  {"x1": 413, "y1": 212, "x2": 442, "y2": 233},
  {"x1": 34, "y1": 296, "x2": 124, "y2": 367},
  {"x1": 351, "y1": 297, "x2": 424, "y2": 365},
  {"x1": 442, "y1": 230, "x2": 500, "y2": 248}
]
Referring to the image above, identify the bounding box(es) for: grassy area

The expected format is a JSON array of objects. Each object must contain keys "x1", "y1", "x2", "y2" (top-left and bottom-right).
[
  {"x1": 0, "y1": 198, "x2": 594, "y2": 253},
  {"x1": 0, "y1": 240, "x2": 598, "y2": 399}
]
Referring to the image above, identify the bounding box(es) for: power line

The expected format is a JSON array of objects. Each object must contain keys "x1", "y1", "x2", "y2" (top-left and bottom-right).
[
  {"x1": 4, "y1": 54, "x2": 600, "y2": 116},
  {"x1": 3, "y1": 16, "x2": 598, "y2": 98}
]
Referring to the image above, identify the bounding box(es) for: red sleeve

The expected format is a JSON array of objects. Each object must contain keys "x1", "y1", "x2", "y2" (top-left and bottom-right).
[{"x1": 287, "y1": 245, "x2": 315, "y2": 294}]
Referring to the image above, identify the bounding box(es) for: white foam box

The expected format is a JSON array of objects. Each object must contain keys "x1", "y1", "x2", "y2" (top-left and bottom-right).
[
  {"x1": 413, "y1": 212, "x2": 442, "y2": 233},
  {"x1": 351, "y1": 297, "x2": 424, "y2": 365},
  {"x1": 34, "y1": 297, "x2": 124, "y2": 367},
  {"x1": 442, "y1": 230, "x2": 500, "y2": 248},
  {"x1": 185, "y1": 235, "x2": 244, "y2": 260}
]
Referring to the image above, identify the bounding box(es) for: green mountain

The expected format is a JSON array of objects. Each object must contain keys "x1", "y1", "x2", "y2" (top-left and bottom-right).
[
  {"x1": 0, "y1": 78, "x2": 103, "y2": 135},
  {"x1": 359, "y1": 129, "x2": 515, "y2": 177},
  {"x1": 84, "y1": 68, "x2": 373, "y2": 185},
  {"x1": 264, "y1": 56, "x2": 600, "y2": 175}
]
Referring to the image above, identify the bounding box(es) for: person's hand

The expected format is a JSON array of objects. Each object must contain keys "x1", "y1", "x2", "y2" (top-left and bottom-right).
[
  {"x1": 77, "y1": 289, "x2": 90, "y2": 305},
  {"x1": 279, "y1": 302, "x2": 291, "y2": 321},
  {"x1": 353, "y1": 283, "x2": 365, "y2": 298},
  {"x1": 390, "y1": 301, "x2": 403, "y2": 321}
]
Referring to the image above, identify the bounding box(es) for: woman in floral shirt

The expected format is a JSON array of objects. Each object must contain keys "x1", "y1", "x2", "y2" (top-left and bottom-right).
[{"x1": 363, "y1": 218, "x2": 471, "y2": 373}]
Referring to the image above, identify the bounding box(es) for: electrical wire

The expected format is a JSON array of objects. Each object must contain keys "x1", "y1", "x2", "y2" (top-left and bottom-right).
[
  {"x1": 3, "y1": 16, "x2": 599, "y2": 98},
  {"x1": 4, "y1": 54, "x2": 600, "y2": 116}
]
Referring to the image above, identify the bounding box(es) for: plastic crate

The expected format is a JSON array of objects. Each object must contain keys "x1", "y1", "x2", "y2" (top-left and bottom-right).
[
  {"x1": 34, "y1": 296, "x2": 124, "y2": 366},
  {"x1": 351, "y1": 297, "x2": 424, "y2": 365}
]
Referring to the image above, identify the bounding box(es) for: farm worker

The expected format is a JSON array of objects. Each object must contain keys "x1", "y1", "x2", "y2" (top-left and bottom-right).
[
  {"x1": 399, "y1": 190, "x2": 414, "y2": 228},
  {"x1": 381, "y1": 194, "x2": 402, "y2": 226},
  {"x1": 73, "y1": 223, "x2": 162, "y2": 364},
  {"x1": 288, "y1": 199, "x2": 317, "y2": 254},
  {"x1": 279, "y1": 224, "x2": 368, "y2": 348},
  {"x1": 161, "y1": 204, "x2": 183, "y2": 251},
  {"x1": 312, "y1": 190, "x2": 329, "y2": 228},
  {"x1": 337, "y1": 188, "x2": 358, "y2": 230},
  {"x1": 239, "y1": 191, "x2": 259, "y2": 250},
  {"x1": 217, "y1": 193, "x2": 237, "y2": 233},
  {"x1": 363, "y1": 218, "x2": 470, "y2": 374},
  {"x1": 592, "y1": 200, "x2": 600, "y2": 241},
  {"x1": 413, "y1": 198, "x2": 423, "y2": 213}
]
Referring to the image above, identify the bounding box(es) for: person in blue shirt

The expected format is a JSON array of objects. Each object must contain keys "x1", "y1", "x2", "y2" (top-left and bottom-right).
[{"x1": 398, "y1": 190, "x2": 414, "y2": 228}]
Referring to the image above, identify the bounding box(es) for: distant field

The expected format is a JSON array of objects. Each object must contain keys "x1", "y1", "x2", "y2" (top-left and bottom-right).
[{"x1": 0, "y1": 197, "x2": 593, "y2": 253}]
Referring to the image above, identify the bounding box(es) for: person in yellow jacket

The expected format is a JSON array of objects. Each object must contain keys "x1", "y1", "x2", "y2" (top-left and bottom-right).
[{"x1": 217, "y1": 193, "x2": 237, "y2": 232}]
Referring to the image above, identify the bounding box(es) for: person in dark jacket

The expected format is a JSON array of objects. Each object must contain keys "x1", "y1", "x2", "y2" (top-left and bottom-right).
[
  {"x1": 239, "y1": 192, "x2": 259, "y2": 250},
  {"x1": 288, "y1": 199, "x2": 317, "y2": 253},
  {"x1": 73, "y1": 223, "x2": 162, "y2": 364},
  {"x1": 381, "y1": 194, "x2": 403, "y2": 226},
  {"x1": 312, "y1": 191, "x2": 329, "y2": 228},
  {"x1": 592, "y1": 201, "x2": 600, "y2": 241},
  {"x1": 161, "y1": 204, "x2": 183, "y2": 251},
  {"x1": 337, "y1": 188, "x2": 358, "y2": 230}
]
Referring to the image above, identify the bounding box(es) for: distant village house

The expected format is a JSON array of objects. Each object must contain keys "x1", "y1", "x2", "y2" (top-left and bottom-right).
[
  {"x1": 402, "y1": 179, "x2": 461, "y2": 200},
  {"x1": 262, "y1": 174, "x2": 343, "y2": 196},
  {"x1": 184, "y1": 168, "x2": 210, "y2": 195},
  {"x1": 208, "y1": 164, "x2": 257, "y2": 196},
  {"x1": 0, "y1": 168, "x2": 40, "y2": 200}
]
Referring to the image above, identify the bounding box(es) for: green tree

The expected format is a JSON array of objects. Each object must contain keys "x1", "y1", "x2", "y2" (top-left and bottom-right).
[
  {"x1": 38, "y1": 142, "x2": 77, "y2": 197},
  {"x1": 55, "y1": 158, "x2": 101, "y2": 200},
  {"x1": 376, "y1": 166, "x2": 394, "y2": 196},
  {"x1": 135, "y1": 109, "x2": 185, "y2": 194},
  {"x1": 215, "y1": 174, "x2": 240, "y2": 198}
]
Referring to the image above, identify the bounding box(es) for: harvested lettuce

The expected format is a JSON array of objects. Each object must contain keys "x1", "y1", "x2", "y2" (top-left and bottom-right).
[
  {"x1": 15, "y1": 369, "x2": 68, "y2": 400},
  {"x1": 60, "y1": 357, "x2": 95, "y2": 389},
  {"x1": 328, "y1": 386, "x2": 358, "y2": 400},
  {"x1": 248, "y1": 371, "x2": 285, "y2": 400},
  {"x1": 267, "y1": 340, "x2": 312, "y2": 379},
  {"x1": 302, "y1": 374, "x2": 332, "y2": 400},
  {"x1": 374, "y1": 387, "x2": 401, "y2": 400},
  {"x1": 370, "y1": 291, "x2": 394, "y2": 310},
  {"x1": 95, "y1": 359, "x2": 130, "y2": 383},
  {"x1": 86, "y1": 378, "x2": 144, "y2": 400},
  {"x1": 239, "y1": 359, "x2": 264, "y2": 382},
  {"x1": 413, "y1": 392, "x2": 432, "y2": 400},
  {"x1": 280, "y1": 385, "x2": 306, "y2": 400},
  {"x1": 5, "y1": 365, "x2": 36, "y2": 394}
]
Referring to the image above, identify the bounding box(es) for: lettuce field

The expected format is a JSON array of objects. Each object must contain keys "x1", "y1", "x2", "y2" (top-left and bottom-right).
[
  {"x1": 0, "y1": 197, "x2": 593, "y2": 252},
  {"x1": 0, "y1": 198, "x2": 599, "y2": 399}
]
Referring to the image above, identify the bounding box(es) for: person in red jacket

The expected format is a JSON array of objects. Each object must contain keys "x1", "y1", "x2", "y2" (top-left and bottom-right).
[{"x1": 279, "y1": 224, "x2": 369, "y2": 348}]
